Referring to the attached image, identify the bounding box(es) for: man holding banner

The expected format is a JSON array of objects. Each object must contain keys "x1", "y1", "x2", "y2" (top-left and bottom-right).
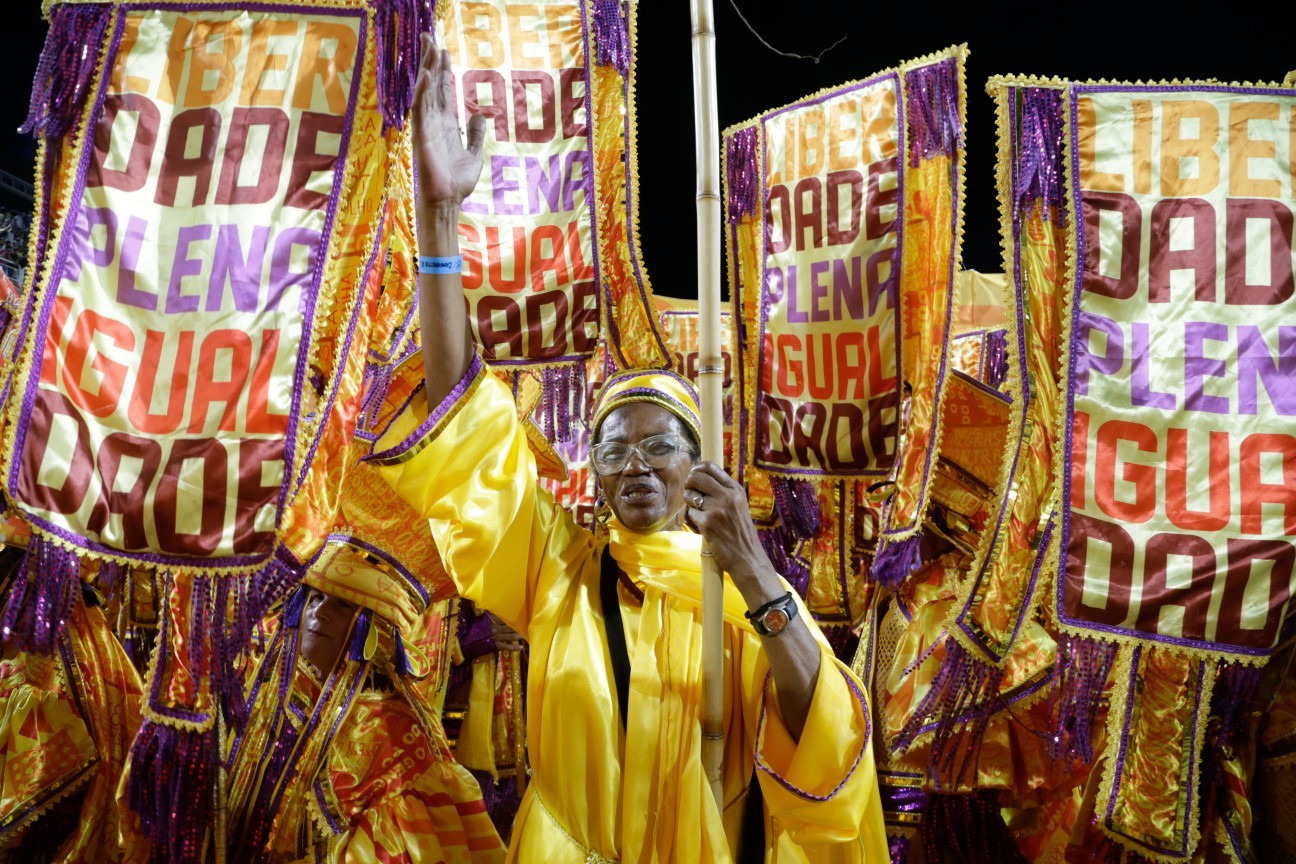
[{"x1": 366, "y1": 35, "x2": 886, "y2": 863}]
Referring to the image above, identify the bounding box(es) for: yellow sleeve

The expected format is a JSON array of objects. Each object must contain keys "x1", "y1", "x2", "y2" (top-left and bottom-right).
[
  {"x1": 366, "y1": 356, "x2": 590, "y2": 641},
  {"x1": 751, "y1": 651, "x2": 887, "y2": 856}
]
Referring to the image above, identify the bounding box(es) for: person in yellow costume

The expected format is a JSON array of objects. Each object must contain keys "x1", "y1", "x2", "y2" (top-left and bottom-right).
[
  {"x1": 224, "y1": 540, "x2": 506, "y2": 864},
  {"x1": 365, "y1": 36, "x2": 887, "y2": 863}
]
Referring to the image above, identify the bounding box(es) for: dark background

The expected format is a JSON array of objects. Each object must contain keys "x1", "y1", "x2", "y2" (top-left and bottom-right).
[{"x1": 1, "y1": 4, "x2": 1292, "y2": 297}]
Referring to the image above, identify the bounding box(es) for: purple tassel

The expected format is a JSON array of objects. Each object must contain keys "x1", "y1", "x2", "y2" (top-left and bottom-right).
[
  {"x1": 21, "y1": 4, "x2": 112, "y2": 141},
  {"x1": 282, "y1": 585, "x2": 307, "y2": 628},
  {"x1": 892, "y1": 639, "x2": 1005, "y2": 789},
  {"x1": 1206, "y1": 662, "x2": 1263, "y2": 785},
  {"x1": 373, "y1": 0, "x2": 435, "y2": 131},
  {"x1": 591, "y1": 0, "x2": 630, "y2": 78},
  {"x1": 726, "y1": 126, "x2": 760, "y2": 224},
  {"x1": 126, "y1": 722, "x2": 217, "y2": 864},
  {"x1": 770, "y1": 477, "x2": 820, "y2": 539},
  {"x1": 349, "y1": 609, "x2": 373, "y2": 662},
  {"x1": 869, "y1": 534, "x2": 922, "y2": 588},
  {"x1": 888, "y1": 835, "x2": 912, "y2": 864},
  {"x1": 1014, "y1": 87, "x2": 1065, "y2": 223},
  {"x1": 922, "y1": 792, "x2": 1030, "y2": 864},
  {"x1": 1, "y1": 536, "x2": 81, "y2": 655},
  {"x1": 757, "y1": 525, "x2": 810, "y2": 597},
  {"x1": 393, "y1": 627, "x2": 412, "y2": 675},
  {"x1": 983, "y1": 329, "x2": 1008, "y2": 389},
  {"x1": 1049, "y1": 635, "x2": 1116, "y2": 764},
  {"x1": 905, "y1": 58, "x2": 962, "y2": 168}
]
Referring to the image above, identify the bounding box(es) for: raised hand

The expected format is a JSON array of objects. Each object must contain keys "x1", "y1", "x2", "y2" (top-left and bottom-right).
[{"x1": 413, "y1": 32, "x2": 486, "y2": 209}]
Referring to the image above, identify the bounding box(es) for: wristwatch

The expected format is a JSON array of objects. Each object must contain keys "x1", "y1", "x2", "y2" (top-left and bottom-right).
[{"x1": 745, "y1": 591, "x2": 799, "y2": 637}]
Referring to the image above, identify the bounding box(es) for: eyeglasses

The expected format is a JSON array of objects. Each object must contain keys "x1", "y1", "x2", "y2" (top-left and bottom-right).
[{"x1": 590, "y1": 433, "x2": 691, "y2": 475}]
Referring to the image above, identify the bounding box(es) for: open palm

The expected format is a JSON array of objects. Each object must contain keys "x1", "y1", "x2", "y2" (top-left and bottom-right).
[{"x1": 413, "y1": 33, "x2": 486, "y2": 206}]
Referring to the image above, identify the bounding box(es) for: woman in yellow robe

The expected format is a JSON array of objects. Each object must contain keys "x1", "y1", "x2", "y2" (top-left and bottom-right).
[{"x1": 365, "y1": 36, "x2": 887, "y2": 863}]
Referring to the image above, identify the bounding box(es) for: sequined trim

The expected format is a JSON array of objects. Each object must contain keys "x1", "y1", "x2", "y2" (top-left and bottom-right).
[
  {"x1": 366, "y1": 355, "x2": 486, "y2": 466},
  {"x1": 533, "y1": 789, "x2": 618, "y2": 863}
]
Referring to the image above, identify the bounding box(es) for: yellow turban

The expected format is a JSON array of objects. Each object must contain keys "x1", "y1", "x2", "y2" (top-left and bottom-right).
[
  {"x1": 302, "y1": 540, "x2": 428, "y2": 637},
  {"x1": 591, "y1": 369, "x2": 702, "y2": 445}
]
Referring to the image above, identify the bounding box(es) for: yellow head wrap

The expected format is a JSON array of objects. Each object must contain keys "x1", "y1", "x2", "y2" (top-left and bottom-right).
[
  {"x1": 591, "y1": 369, "x2": 702, "y2": 446},
  {"x1": 302, "y1": 540, "x2": 428, "y2": 637}
]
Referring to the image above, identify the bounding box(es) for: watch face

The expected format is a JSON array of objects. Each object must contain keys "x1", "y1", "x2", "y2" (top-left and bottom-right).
[{"x1": 762, "y1": 607, "x2": 790, "y2": 635}]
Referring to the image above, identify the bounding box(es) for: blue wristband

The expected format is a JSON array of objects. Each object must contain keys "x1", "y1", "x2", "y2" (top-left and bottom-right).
[{"x1": 417, "y1": 255, "x2": 463, "y2": 275}]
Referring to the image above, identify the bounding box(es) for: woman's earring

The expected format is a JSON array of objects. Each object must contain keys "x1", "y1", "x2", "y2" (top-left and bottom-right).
[{"x1": 594, "y1": 483, "x2": 611, "y2": 525}]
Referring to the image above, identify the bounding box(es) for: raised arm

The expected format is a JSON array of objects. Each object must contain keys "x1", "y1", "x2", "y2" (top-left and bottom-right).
[{"x1": 412, "y1": 33, "x2": 486, "y2": 402}]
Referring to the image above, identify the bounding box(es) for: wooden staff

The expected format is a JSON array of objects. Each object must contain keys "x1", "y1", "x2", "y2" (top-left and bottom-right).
[{"x1": 688, "y1": 0, "x2": 725, "y2": 812}]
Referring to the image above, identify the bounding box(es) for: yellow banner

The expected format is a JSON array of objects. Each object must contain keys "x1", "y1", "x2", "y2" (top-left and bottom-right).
[
  {"x1": 1061, "y1": 86, "x2": 1296, "y2": 657},
  {"x1": 8, "y1": 8, "x2": 363, "y2": 561},
  {"x1": 755, "y1": 77, "x2": 902, "y2": 475},
  {"x1": 442, "y1": 0, "x2": 597, "y2": 364}
]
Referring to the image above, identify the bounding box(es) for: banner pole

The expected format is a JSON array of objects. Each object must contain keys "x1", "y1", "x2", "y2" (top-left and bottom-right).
[{"x1": 688, "y1": 0, "x2": 725, "y2": 814}]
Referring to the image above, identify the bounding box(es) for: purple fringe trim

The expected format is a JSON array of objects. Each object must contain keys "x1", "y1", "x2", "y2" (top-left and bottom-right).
[
  {"x1": 1050, "y1": 635, "x2": 1117, "y2": 764},
  {"x1": 127, "y1": 722, "x2": 217, "y2": 864},
  {"x1": 983, "y1": 329, "x2": 1008, "y2": 389},
  {"x1": 1206, "y1": 662, "x2": 1263, "y2": 787},
  {"x1": 757, "y1": 525, "x2": 810, "y2": 597},
  {"x1": 888, "y1": 834, "x2": 912, "y2": 864},
  {"x1": 21, "y1": 3, "x2": 111, "y2": 141},
  {"x1": 771, "y1": 477, "x2": 820, "y2": 539},
  {"x1": 869, "y1": 534, "x2": 922, "y2": 588},
  {"x1": 591, "y1": 0, "x2": 630, "y2": 78},
  {"x1": 1, "y1": 537, "x2": 80, "y2": 655},
  {"x1": 373, "y1": 0, "x2": 435, "y2": 131},
  {"x1": 905, "y1": 59, "x2": 962, "y2": 168},
  {"x1": 892, "y1": 639, "x2": 1005, "y2": 789},
  {"x1": 1014, "y1": 87, "x2": 1065, "y2": 222},
  {"x1": 726, "y1": 126, "x2": 760, "y2": 225},
  {"x1": 922, "y1": 792, "x2": 1030, "y2": 864},
  {"x1": 540, "y1": 363, "x2": 587, "y2": 448}
]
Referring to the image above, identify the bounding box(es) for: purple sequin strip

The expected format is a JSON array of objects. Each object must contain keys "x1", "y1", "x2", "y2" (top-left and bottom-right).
[
  {"x1": 983, "y1": 329, "x2": 1008, "y2": 389},
  {"x1": 1049, "y1": 635, "x2": 1117, "y2": 764},
  {"x1": 374, "y1": 0, "x2": 435, "y2": 131},
  {"x1": 771, "y1": 476, "x2": 821, "y2": 539},
  {"x1": 1, "y1": 536, "x2": 80, "y2": 655},
  {"x1": 892, "y1": 639, "x2": 1005, "y2": 789},
  {"x1": 591, "y1": 0, "x2": 630, "y2": 78},
  {"x1": 127, "y1": 723, "x2": 217, "y2": 864},
  {"x1": 1014, "y1": 88, "x2": 1065, "y2": 221},
  {"x1": 757, "y1": 525, "x2": 810, "y2": 597},
  {"x1": 726, "y1": 126, "x2": 760, "y2": 225},
  {"x1": 1206, "y1": 662, "x2": 1263, "y2": 786},
  {"x1": 869, "y1": 533, "x2": 922, "y2": 588},
  {"x1": 881, "y1": 783, "x2": 929, "y2": 815},
  {"x1": 20, "y1": 4, "x2": 111, "y2": 141},
  {"x1": 904, "y1": 59, "x2": 962, "y2": 168}
]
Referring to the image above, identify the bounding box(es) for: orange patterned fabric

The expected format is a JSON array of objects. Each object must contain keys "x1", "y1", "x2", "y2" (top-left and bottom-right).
[{"x1": 1, "y1": 600, "x2": 144, "y2": 863}]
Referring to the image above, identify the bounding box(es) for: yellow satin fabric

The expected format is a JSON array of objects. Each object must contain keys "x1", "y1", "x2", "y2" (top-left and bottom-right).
[{"x1": 374, "y1": 368, "x2": 886, "y2": 863}]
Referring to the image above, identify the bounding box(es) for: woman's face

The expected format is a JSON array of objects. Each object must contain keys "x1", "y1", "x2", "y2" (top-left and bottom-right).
[
  {"x1": 596, "y1": 402, "x2": 696, "y2": 533},
  {"x1": 299, "y1": 587, "x2": 359, "y2": 674}
]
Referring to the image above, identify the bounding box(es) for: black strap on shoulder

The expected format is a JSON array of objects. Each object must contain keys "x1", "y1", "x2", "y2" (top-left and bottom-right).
[{"x1": 599, "y1": 546, "x2": 632, "y2": 731}]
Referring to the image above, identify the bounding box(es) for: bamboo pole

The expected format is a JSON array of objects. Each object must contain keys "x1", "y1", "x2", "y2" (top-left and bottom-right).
[{"x1": 688, "y1": 0, "x2": 725, "y2": 814}]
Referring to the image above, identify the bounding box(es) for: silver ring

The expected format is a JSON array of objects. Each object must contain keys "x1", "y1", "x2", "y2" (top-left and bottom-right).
[{"x1": 692, "y1": 493, "x2": 705, "y2": 511}]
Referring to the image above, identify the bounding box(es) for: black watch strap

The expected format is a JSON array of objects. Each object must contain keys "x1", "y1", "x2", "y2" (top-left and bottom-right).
[{"x1": 744, "y1": 590, "x2": 798, "y2": 637}]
